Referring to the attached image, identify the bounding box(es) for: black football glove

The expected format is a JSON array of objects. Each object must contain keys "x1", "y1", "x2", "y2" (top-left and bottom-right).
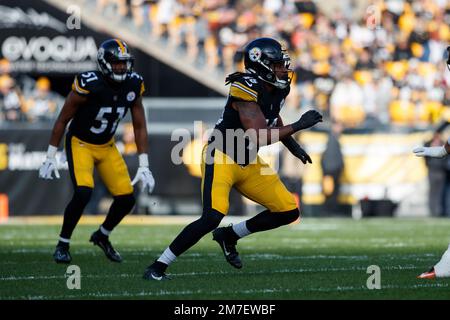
[
  {"x1": 282, "y1": 136, "x2": 312, "y2": 164},
  {"x1": 291, "y1": 145, "x2": 312, "y2": 164},
  {"x1": 292, "y1": 110, "x2": 322, "y2": 132}
]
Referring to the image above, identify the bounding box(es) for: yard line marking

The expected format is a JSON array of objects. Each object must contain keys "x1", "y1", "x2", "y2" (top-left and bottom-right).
[
  {"x1": 0, "y1": 265, "x2": 423, "y2": 281},
  {"x1": 0, "y1": 273, "x2": 135, "y2": 281},
  {"x1": 3, "y1": 283, "x2": 448, "y2": 300}
]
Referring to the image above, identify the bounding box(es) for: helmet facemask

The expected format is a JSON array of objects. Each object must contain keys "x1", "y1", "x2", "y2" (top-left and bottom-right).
[{"x1": 109, "y1": 58, "x2": 133, "y2": 82}]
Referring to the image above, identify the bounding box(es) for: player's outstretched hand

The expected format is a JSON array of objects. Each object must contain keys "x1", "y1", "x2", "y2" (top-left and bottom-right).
[
  {"x1": 39, "y1": 157, "x2": 60, "y2": 180},
  {"x1": 293, "y1": 146, "x2": 312, "y2": 164},
  {"x1": 132, "y1": 167, "x2": 155, "y2": 193},
  {"x1": 293, "y1": 110, "x2": 323, "y2": 131},
  {"x1": 413, "y1": 146, "x2": 447, "y2": 158}
]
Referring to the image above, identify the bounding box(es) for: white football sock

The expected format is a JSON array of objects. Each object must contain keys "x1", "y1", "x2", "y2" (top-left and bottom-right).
[
  {"x1": 232, "y1": 221, "x2": 252, "y2": 239},
  {"x1": 100, "y1": 226, "x2": 111, "y2": 236},
  {"x1": 157, "y1": 247, "x2": 177, "y2": 266},
  {"x1": 59, "y1": 237, "x2": 70, "y2": 244}
]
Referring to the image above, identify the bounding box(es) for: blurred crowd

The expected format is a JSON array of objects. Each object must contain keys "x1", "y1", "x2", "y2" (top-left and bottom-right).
[
  {"x1": 3, "y1": 0, "x2": 450, "y2": 130},
  {"x1": 93, "y1": 0, "x2": 450, "y2": 129},
  {"x1": 0, "y1": 59, "x2": 62, "y2": 124}
]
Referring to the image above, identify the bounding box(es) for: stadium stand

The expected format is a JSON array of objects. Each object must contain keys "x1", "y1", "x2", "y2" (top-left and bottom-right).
[{"x1": 1, "y1": 0, "x2": 448, "y2": 129}]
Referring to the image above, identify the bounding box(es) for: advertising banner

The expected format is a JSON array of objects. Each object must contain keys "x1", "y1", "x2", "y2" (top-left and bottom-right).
[
  {"x1": 0, "y1": 0, "x2": 97, "y2": 75},
  {"x1": 0, "y1": 129, "x2": 201, "y2": 215}
]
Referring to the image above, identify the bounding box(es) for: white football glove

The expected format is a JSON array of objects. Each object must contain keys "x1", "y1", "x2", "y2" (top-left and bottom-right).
[
  {"x1": 59, "y1": 151, "x2": 67, "y2": 164},
  {"x1": 413, "y1": 146, "x2": 447, "y2": 158},
  {"x1": 39, "y1": 145, "x2": 60, "y2": 180},
  {"x1": 131, "y1": 153, "x2": 155, "y2": 193}
]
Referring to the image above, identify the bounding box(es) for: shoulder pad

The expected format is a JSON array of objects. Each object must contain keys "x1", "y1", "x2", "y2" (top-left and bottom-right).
[
  {"x1": 229, "y1": 74, "x2": 260, "y2": 102},
  {"x1": 240, "y1": 73, "x2": 259, "y2": 83},
  {"x1": 72, "y1": 71, "x2": 101, "y2": 96},
  {"x1": 128, "y1": 72, "x2": 145, "y2": 96},
  {"x1": 129, "y1": 72, "x2": 143, "y2": 81}
]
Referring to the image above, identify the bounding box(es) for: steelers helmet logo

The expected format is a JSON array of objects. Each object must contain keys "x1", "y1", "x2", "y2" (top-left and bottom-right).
[
  {"x1": 127, "y1": 91, "x2": 136, "y2": 101},
  {"x1": 249, "y1": 47, "x2": 262, "y2": 62}
]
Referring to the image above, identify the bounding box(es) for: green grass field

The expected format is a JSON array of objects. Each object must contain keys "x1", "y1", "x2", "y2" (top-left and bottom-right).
[{"x1": 1, "y1": 217, "x2": 450, "y2": 300}]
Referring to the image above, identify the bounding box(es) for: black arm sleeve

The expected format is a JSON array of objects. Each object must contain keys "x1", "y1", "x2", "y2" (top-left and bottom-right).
[{"x1": 282, "y1": 136, "x2": 301, "y2": 153}]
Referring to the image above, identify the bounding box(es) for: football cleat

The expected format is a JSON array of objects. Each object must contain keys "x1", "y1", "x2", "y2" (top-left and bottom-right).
[
  {"x1": 433, "y1": 246, "x2": 450, "y2": 277},
  {"x1": 212, "y1": 227, "x2": 242, "y2": 269},
  {"x1": 418, "y1": 267, "x2": 436, "y2": 279},
  {"x1": 53, "y1": 245, "x2": 72, "y2": 264},
  {"x1": 143, "y1": 262, "x2": 171, "y2": 281},
  {"x1": 89, "y1": 231, "x2": 122, "y2": 262},
  {"x1": 419, "y1": 245, "x2": 450, "y2": 279}
]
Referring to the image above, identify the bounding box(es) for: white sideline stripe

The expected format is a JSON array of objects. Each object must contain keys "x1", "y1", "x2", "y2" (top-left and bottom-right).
[
  {"x1": 0, "y1": 265, "x2": 422, "y2": 281},
  {"x1": 3, "y1": 283, "x2": 448, "y2": 300}
]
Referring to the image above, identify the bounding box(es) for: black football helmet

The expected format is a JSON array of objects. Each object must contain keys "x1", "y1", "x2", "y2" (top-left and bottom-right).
[
  {"x1": 244, "y1": 37, "x2": 292, "y2": 89},
  {"x1": 97, "y1": 39, "x2": 134, "y2": 82}
]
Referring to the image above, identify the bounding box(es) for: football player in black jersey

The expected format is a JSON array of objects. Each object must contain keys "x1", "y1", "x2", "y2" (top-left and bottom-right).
[
  {"x1": 144, "y1": 37, "x2": 322, "y2": 280},
  {"x1": 39, "y1": 39, "x2": 155, "y2": 264}
]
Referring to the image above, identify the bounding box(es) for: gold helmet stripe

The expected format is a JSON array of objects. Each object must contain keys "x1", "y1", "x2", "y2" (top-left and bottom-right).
[{"x1": 114, "y1": 39, "x2": 126, "y2": 55}]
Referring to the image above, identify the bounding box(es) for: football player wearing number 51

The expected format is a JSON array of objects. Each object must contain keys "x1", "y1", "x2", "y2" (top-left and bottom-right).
[{"x1": 38, "y1": 39, "x2": 155, "y2": 264}]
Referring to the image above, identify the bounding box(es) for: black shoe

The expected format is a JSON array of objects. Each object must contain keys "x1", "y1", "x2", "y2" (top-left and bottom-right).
[
  {"x1": 89, "y1": 231, "x2": 122, "y2": 263},
  {"x1": 212, "y1": 227, "x2": 242, "y2": 269},
  {"x1": 53, "y1": 245, "x2": 72, "y2": 264},
  {"x1": 143, "y1": 261, "x2": 171, "y2": 281}
]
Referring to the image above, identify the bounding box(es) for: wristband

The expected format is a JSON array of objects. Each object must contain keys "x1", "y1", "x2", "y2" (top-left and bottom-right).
[
  {"x1": 138, "y1": 153, "x2": 149, "y2": 167},
  {"x1": 47, "y1": 145, "x2": 57, "y2": 158}
]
